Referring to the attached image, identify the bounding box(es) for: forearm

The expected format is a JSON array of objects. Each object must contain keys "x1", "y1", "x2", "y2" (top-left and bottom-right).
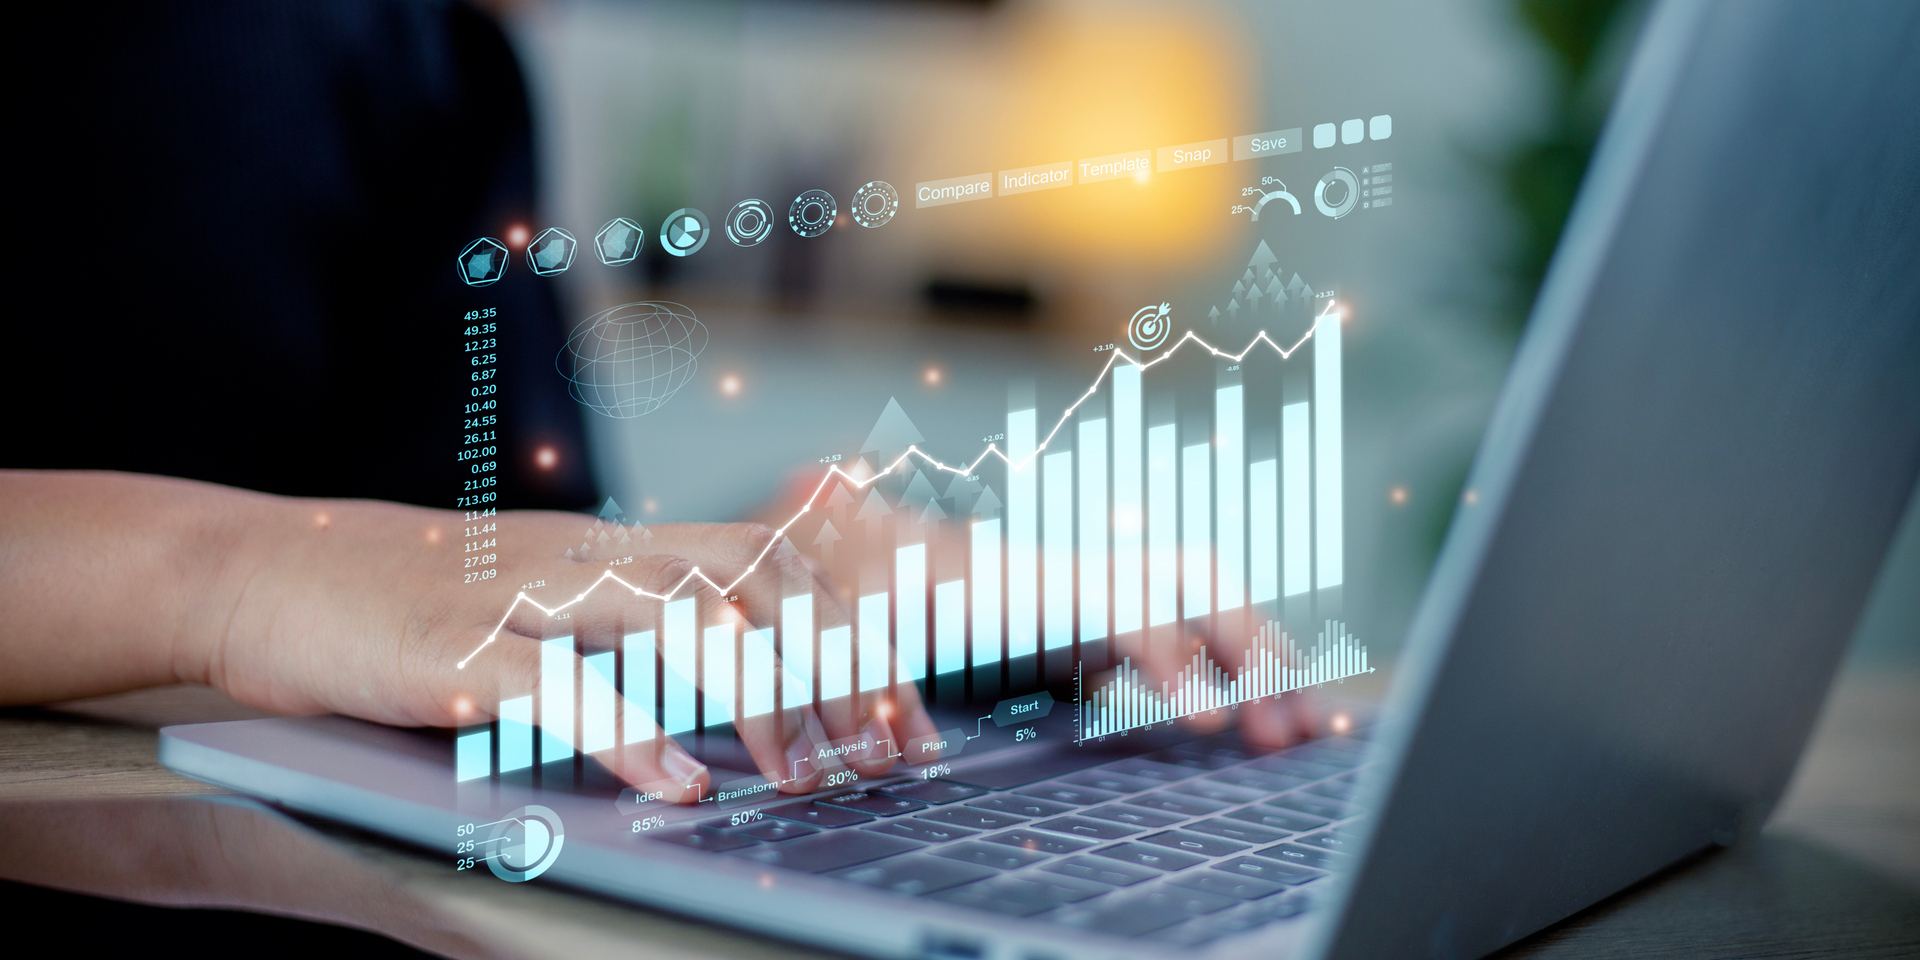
[{"x1": 0, "y1": 470, "x2": 273, "y2": 704}]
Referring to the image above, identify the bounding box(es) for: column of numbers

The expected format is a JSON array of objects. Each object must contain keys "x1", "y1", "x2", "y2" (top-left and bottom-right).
[{"x1": 460, "y1": 309, "x2": 500, "y2": 584}]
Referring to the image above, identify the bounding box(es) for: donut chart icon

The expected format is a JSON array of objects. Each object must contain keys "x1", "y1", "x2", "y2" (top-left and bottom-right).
[
  {"x1": 788, "y1": 190, "x2": 837, "y2": 238},
  {"x1": 486, "y1": 804, "x2": 565, "y2": 883},
  {"x1": 725, "y1": 199, "x2": 774, "y2": 246},
  {"x1": 850, "y1": 181, "x2": 900, "y2": 228},
  {"x1": 1315, "y1": 168, "x2": 1359, "y2": 219},
  {"x1": 661, "y1": 208, "x2": 710, "y2": 257}
]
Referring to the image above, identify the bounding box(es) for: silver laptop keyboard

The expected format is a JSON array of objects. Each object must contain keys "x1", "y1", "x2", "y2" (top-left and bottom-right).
[{"x1": 647, "y1": 734, "x2": 1370, "y2": 946}]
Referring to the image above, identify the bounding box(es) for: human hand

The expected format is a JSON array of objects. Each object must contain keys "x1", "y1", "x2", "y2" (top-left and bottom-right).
[
  {"x1": 201, "y1": 499, "x2": 939, "y2": 802},
  {"x1": 0, "y1": 473, "x2": 935, "y2": 804}
]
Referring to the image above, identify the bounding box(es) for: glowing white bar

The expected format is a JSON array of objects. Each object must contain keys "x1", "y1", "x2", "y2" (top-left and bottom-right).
[
  {"x1": 1007, "y1": 408, "x2": 1038, "y2": 658},
  {"x1": 1078, "y1": 418, "x2": 1108, "y2": 642},
  {"x1": 972, "y1": 519, "x2": 1001, "y2": 664},
  {"x1": 499, "y1": 695, "x2": 533, "y2": 773},
  {"x1": 1148, "y1": 424, "x2": 1178, "y2": 626},
  {"x1": 935, "y1": 580, "x2": 966, "y2": 674},
  {"x1": 896, "y1": 544, "x2": 926, "y2": 681},
  {"x1": 623, "y1": 631, "x2": 655, "y2": 743},
  {"x1": 821, "y1": 625, "x2": 852, "y2": 701},
  {"x1": 1113, "y1": 366, "x2": 1143, "y2": 633},
  {"x1": 541, "y1": 637, "x2": 574, "y2": 760},
  {"x1": 663, "y1": 599, "x2": 697, "y2": 735},
  {"x1": 1315, "y1": 311, "x2": 1343, "y2": 588},
  {"x1": 782, "y1": 595, "x2": 813, "y2": 708},
  {"x1": 582, "y1": 651, "x2": 616, "y2": 753},
  {"x1": 1043, "y1": 450, "x2": 1074, "y2": 649},
  {"x1": 456, "y1": 730, "x2": 490, "y2": 782},
  {"x1": 1183, "y1": 442, "x2": 1212, "y2": 618},
  {"x1": 1250, "y1": 459, "x2": 1278, "y2": 604},
  {"x1": 1283, "y1": 402, "x2": 1312, "y2": 597},
  {"x1": 1216, "y1": 386, "x2": 1244, "y2": 610},
  {"x1": 704, "y1": 622, "x2": 735, "y2": 724},
  {"x1": 859, "y1": 593, "x2": 890, "y2": 691},
  {"x1": 742, "y1": 627, "x2": 776, "y2": 717}
]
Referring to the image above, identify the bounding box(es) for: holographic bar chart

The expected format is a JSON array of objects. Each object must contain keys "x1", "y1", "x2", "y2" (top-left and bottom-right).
[
  {"x1": 1078, "y1": 620, "x2": 1370, "y2": 740},
  {"x1": 455, "y1": 246, "x2": 1351, "y2": 782}
]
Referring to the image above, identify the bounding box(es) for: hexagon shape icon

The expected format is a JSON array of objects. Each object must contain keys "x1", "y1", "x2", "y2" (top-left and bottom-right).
[
  {"x1": 458, "y1": 238, "x2": 509, "y2": 286},
  {"x1": 527, "y1": 227, "x2": 577, "y2": 276},
  {"x1": 595, "y1": 218, "x2": 644, "y2": 265}
]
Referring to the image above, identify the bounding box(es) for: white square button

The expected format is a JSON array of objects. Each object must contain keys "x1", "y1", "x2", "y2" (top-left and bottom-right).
[
  {"x1": 1341, "y1": 119, "x2": 1364, "y2": 144},
  {"x1": 1370, "y1": 114, "x2": 1392, "y2": 140},
  {"x1": 1313, "y1": 123, "x2": 1336, "y2": 149}
]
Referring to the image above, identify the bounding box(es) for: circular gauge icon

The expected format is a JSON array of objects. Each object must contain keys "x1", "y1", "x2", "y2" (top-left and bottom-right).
[
  {"x1": 725, "y1": 199, "x2": 774, "y2": 246},
  {"x1": 1315, "y1": 168, "x2": 1359, "y2": 219},
  {"x1": 788, "y1": 189, "x2": 837, "y2": 238},
  {"x1": 850, "y1": 181, "x2": 900, "y2": 229},
  {"x1": 660, "y1": 208, "x2": 710, "y2": 257},
  {"x1": 486, "y1": 804, "x2": 565, "y2": 883}
]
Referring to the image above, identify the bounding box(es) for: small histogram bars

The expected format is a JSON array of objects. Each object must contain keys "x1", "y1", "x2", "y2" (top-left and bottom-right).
[{"x1": 1078, "y1": 620, "x2": 1369, "y2": 740}]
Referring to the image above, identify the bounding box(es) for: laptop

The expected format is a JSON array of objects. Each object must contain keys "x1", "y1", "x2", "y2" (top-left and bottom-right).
[{"x1": 159, "y1": 2, "x2": 1920, "y2": 958}]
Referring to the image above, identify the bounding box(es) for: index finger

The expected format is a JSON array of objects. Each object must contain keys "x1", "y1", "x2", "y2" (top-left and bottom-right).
[{"x1": 638, "y1": 523, "x2": 942, "y2": 789}]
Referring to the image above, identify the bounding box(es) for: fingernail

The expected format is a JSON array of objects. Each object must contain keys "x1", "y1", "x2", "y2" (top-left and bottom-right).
[
  {"x1": 783, "y1": 731, "x2": 814, "y2": 781},
  {"x1": 662, "y1": 747, "x2": 706, "y2": 785}
]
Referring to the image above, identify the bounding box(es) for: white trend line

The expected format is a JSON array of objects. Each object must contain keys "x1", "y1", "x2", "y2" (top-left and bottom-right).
[{"x1": 457, "y1": 303, "x2": 1341, "y2": 669}]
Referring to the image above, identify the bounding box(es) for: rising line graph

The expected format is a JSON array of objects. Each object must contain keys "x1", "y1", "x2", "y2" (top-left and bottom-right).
[{"x1": 456, "y1": 301, "x2": 1342, "y2": 669}]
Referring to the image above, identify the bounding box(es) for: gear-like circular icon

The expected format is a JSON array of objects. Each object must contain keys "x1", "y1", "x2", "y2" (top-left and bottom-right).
[
  {"x1": 1128, "y1": 302, "x2": 1172, "y2": 351},
  {"x1": 486, "y1": 804, "x2": 565, "y2": 883},
  {"x1": 725, "y1": 199, "x2": 774, "y2": 246},
  {"x1": 1315, "y1": 167, "x2": 1359, "y2": 219},
  {"x1": 850, "y1": 181, "x2": 899, "y2": 229},
  {"x1": 788, "y1": 189, "x2": 837, "y2": 238}
]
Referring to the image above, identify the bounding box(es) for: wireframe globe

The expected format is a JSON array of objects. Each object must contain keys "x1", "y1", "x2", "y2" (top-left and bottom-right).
[{"x1": 558, "y1": 302, "x2": 708, "y2": 418}]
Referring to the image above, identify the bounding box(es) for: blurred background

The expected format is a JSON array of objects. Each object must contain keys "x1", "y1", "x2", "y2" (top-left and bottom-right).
[
  {"x1": 496, "y1": 0, "x2": 1540, "y2": 665},
  {"x1": 478, "y1": 0, "x2": 1913, "y2": 670}
]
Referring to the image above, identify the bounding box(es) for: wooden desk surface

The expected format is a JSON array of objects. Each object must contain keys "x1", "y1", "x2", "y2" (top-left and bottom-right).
[{"x1": 2, "y1": 673, "x2": 1914, "y2": 959}]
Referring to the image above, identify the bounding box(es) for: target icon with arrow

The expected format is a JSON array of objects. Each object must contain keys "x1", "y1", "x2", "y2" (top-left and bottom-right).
[{"x1": 1129, "y1": 302, "x2": 1172, "y2": 351}]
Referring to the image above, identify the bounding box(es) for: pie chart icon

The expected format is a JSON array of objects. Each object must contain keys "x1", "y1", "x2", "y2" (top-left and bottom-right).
[{"x1": 660, "y1": 208, "x2": 710, "y2": 257}]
